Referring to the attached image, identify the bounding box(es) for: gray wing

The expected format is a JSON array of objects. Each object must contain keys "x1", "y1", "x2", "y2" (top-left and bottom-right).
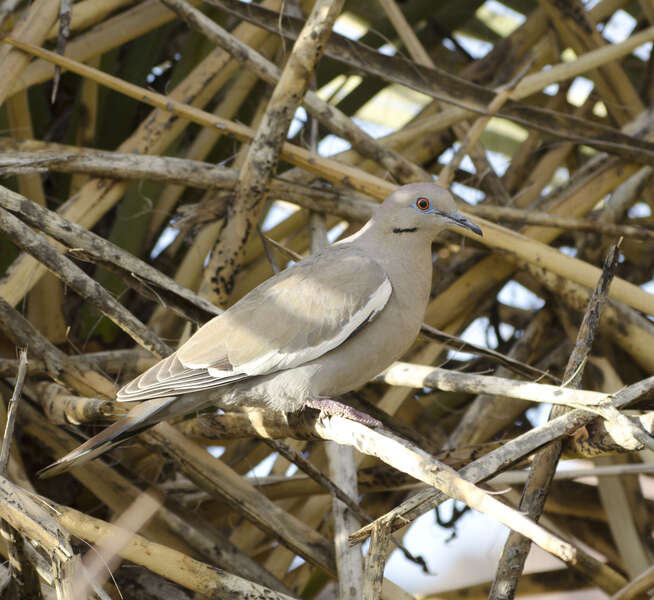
[{"x1": 117, "y1": 246, "x2": 391, "y2": 402}]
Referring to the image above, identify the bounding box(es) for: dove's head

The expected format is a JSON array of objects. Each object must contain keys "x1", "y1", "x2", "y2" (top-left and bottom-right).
[{"x1": 375, "y1": 182, "x2": 482, "y2": 240}]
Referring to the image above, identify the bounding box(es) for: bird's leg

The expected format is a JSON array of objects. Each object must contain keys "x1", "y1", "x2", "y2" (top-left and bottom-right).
[{"x1": 304, "y1": 397, "x2": 381, "y2": 427}]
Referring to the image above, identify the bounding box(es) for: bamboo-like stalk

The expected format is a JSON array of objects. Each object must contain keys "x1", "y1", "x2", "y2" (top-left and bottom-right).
[
  {"x1": 0, "y1": 0, "x2": 59, "y2": 107},
  {"x1": 5, "y1": 92, "x2": 68, "y2": 344},
  {"x1": 55, "y1": 504, "x2": 298, "y2": 600}
]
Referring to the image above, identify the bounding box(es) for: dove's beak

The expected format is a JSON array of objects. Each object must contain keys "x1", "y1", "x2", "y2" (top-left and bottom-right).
[{"x1": 447, "y1": 212, "x2": 483, "y2": 236}]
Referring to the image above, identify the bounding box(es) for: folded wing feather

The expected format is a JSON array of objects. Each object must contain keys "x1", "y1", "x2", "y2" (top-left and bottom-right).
[{"x1": 117, "y1": 247, "x2": 391, "y2": 402}]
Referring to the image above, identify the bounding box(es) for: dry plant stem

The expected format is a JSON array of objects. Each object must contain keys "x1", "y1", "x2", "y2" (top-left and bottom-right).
[
  {"x1": 69, "y1": 53, "x2": 100, "y2": 195},
  {"x1": 512, "y1": 24, "x2": 654, "y2": 101},
  {"x1": 180, "y1": 412, "x2": 496, "y2": 478},
  {"x1": 2, "y1": 4, "x2": 654, "y2": 595},
  {"x1": 50, "y1": 0, "x2": 72, "y2": 103},
  {"x1": 427, "y1": 569, "x2": 590, "y2": 600},
  {"x1": 5, "y1": 38, "x2": 654, "y2": 319},
  {"x1": 0, "y1": 295, "x2": 115, "y2": 398},
  {"x1": 0, "y1": 184, "x2": 221, "y2": 321},
  {"x1": 593, "y1": 400, "x2": 650, "y2": 577},
  {"x1": 53, "y1": 504, "x2": 298, "y2": 600},
  {"x1": 0, "y1": 146, "x2": 240, "y2": 189},
  {"x1": 420, "y1": 154, "x2": 639, "y2": 349},
  {"x1": 207, "y1": 0, "x2": 654, "y2": 163},
  {"x1": 0, "y1": 0, "x2": 20, "y2": 27},
  {"x1": 362, "y1": 522, "x2": 391, "y2": 600},
  {"x1": 457, "y1": 214, "x2": 654, "y2": 317},
  {"x1": 0, "y1": 476, "x2": 76, "y2": 599},
  {"x1": 0, "y1": 393, "x2": 33, "y2": 494},
  {"x1": 564, "y1": 353, "x2": 654, "y2": 454},
  {"x1": 159, "y1": 0, "x2": 428, "y2": 183},
  {"x1": 597, "y1": 166, "x2": 652, "y2": 225},
  {"x1": 0, "y1": 141, "x2": 375, "y2": 220},
  {"x1": 378, "y1": 362, "x2": 606, "y2": 407},
  {"x1": 516, "y1": 261, "x2": 654, "y2": 373},
  {"x1": 34, "y1": 382, "x2": 125, "y2": 424},
  {"x1": 437, "y1": 77, "x2": 524, "y2": 190},
  {"x1": 314, "y1": 415, "x2": 625, "y2": 593},
  {"x1": 159, "y1": 498, "x2": 295, "y2": 595},
  {"x1": 77, "y1": 490, "x2": 161, "y2": 599},
  {"x1": 326, "y1": 440, "x2": 363, "y2": 600},
  {"x1": 0, "y1": 348, "x2": 26, "y2": 473},
  {"x1": 3, "y1": 0, "x2": 644, "y2": 164},
  {"x1": 10, "y1": 0, "x2": 203, "y2": 94},
  {"x1": 307, "y1": 56, "x2": 329, "y2": 255},
  {"x1": 199, "y1": 0, "x2": 345, "y2": 304},
  {"x1": 143, "y1": 422, "x2": 337, "y2": 574},
  {"x1": 0, "y1": 0, "x2": 59, "y2": 108},
  {"x1": 0, "y1": 348, "x2": 156, "y2": 379},
  {"x1": 7, "y1": 90, "x2": 67, "y2": 345},
  {"x1": 463, "y1": 203, "x2": 654, "y2": 240},
  {"x1": 45, "y1": 0, "x2": 185, "y2": 42},
  {"x1": 349, "y1": 375, "x2": 654, "y2": 544},
  {"x1": 180, "y1": 409, "x2": 326, "y2": 440},
  {"x1": 489, "y1": 244, "x2": 622, "y2": 600},
  {"x1": 0, "y1": 519, "x2": 43, "y2": 600},
  {"x1": 611, "y1": 564, "x2": 654, "y2": 600},
  {"x1": 0, "y1": 349, "x2": 41, "y2": 600},
  {"x1": 144, "y1": 48, "x2": 274, "y2": 242},
  {"x1": 447, "y1": 311, "x2": 562, "y2": 448},
  {"x1": 495, "y1": 463, "x2": 654, "y2": 484},
  {"x1": 0, "y1": 29, "x2": 648, "y2": 204},
  {"x1": 540, "y1": 0, "x2": 642, "y2": 125},
  {"x1": 5, "y1": 145, "x2": 652, "y2": 239},
  {"x1": 0, "y1": 205, "x2": 171, "y2": 358},
  {"x1": 420, "y1": 323, "x2": 559, "y2": 382},
  {"x1": 264, "y1": 438, "x2": 370, "y2": 524},
  {"x1": 66, "y1": 349, "x2": 156, "y2": 376}
]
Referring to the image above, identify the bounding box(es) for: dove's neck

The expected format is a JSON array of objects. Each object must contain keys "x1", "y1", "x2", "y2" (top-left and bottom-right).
[
  {"x1": 341, "y1": 220, "x2": 434, "y2": 309},
  {"x1": 342, "y1": 218, "x2": 434, "y2": 257}
]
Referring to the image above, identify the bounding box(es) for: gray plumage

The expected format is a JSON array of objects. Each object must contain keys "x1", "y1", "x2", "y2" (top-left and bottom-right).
[{"x1": 39, "y1": 182, "x2": 481, "y2": 477}]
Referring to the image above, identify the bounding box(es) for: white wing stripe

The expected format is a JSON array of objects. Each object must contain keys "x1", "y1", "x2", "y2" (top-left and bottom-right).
[{"x1": 207, "y1": 278, "x2": 392, "y2": 378}]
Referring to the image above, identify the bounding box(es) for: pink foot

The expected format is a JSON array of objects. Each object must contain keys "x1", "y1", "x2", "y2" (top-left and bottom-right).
[{"x1": 304, "y1": 397, "x2": 381, "y2": 427}]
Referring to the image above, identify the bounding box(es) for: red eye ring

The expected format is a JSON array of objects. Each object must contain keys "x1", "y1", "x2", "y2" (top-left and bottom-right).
[{"x1": 416, "y1": 197, "x2": 430, "y2": 211}]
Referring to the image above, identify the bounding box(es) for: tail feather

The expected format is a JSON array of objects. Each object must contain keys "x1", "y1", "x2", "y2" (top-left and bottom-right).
[{"x1": 38, "y1": 397, "x2": 179, "y2": 478}]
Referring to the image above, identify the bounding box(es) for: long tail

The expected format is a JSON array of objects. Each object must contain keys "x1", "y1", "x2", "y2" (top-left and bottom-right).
[{"x1": 38, "y1": 397, "x2": 181, "y2": 478}]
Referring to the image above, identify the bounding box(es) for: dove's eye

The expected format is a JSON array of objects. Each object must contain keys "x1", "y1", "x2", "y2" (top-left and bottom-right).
[{"x1": 416, "y1": 197, "x2": 430, "y2": 211}]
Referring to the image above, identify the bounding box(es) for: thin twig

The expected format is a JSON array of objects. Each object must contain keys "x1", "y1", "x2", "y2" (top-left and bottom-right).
[
  {"x1": 263, "y1": 438, "x2": 368, "y2": 523},
  {"x1": 419, "y1": 323, "x2": 559, "y2": 382},
  {"x1": 0, "y1": 348, "x2": 27, "y2": 475}
]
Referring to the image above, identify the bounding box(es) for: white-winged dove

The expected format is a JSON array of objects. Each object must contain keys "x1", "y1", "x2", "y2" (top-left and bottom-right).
[{"x1": 39, "y1": 182, "x2": 482, "y2": 477}]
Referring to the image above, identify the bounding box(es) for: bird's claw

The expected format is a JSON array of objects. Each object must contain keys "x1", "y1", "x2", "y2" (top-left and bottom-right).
[{"x1": 304, "y1": 397, "x2": 381, "y2": 427}]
